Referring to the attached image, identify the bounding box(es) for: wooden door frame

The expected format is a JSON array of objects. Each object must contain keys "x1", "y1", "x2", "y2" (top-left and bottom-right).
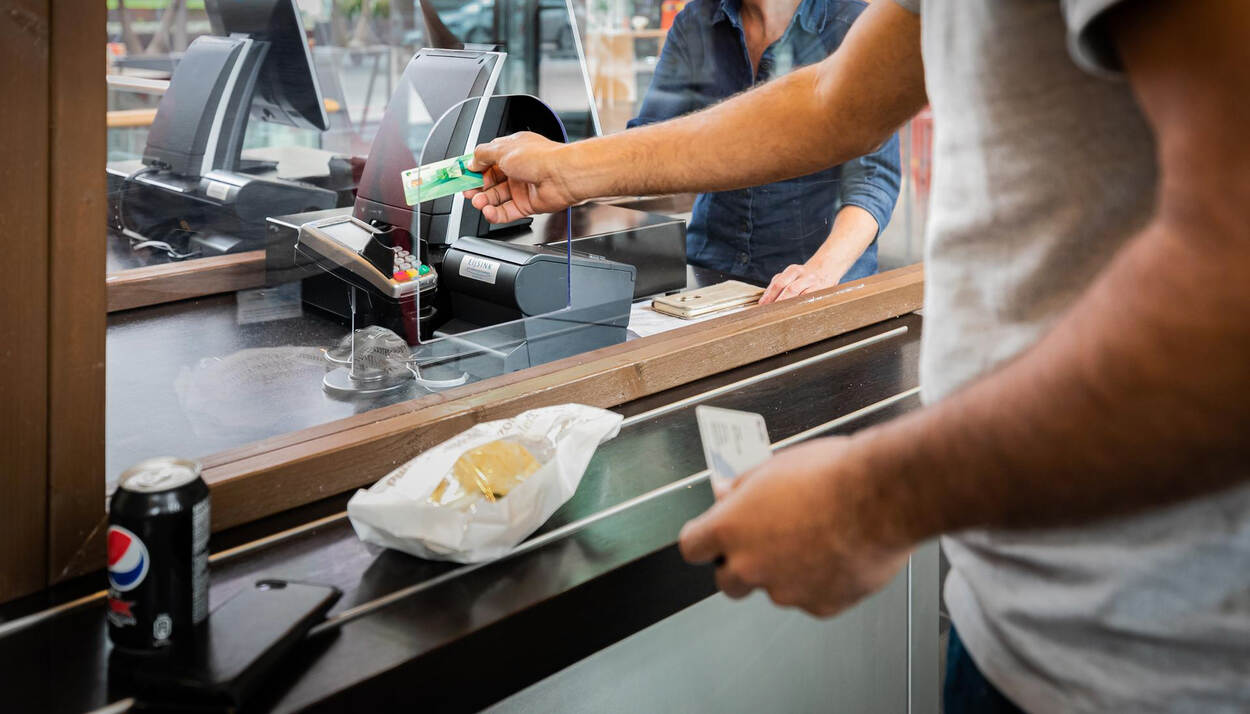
[{"x1": 1, "y1": 0, "x2": 108, "y2": 603}]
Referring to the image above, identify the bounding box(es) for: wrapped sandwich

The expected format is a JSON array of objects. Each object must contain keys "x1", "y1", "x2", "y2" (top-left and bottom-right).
[{"x1": 347, "y1": 404, "x2": 623, "y2": 562}]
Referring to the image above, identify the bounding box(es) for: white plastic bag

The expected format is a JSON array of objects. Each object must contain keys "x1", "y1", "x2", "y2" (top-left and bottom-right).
[{"x1": 347, "y1": 404, "x2": 623, "y2": 562}]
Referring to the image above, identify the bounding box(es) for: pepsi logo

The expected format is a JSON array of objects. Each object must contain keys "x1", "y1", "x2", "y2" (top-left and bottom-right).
[{"x1": 107, "y1": 525, "x2": 149, "y2": 592}]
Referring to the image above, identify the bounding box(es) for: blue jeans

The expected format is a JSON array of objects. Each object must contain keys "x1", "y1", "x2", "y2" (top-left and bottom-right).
[{"x1": 944, "y1": 627, "x2": 1026, "y2": 714}]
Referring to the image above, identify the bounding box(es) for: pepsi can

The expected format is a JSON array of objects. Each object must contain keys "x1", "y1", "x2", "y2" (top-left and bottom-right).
[{"x1": 107, "y1": 457, "x2": 211, "y2": 653}]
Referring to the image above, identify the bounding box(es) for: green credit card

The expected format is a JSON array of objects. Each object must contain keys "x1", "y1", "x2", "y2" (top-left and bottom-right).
[{"x1": 401, "y1": 153, "x2": 484, "y2": 206}]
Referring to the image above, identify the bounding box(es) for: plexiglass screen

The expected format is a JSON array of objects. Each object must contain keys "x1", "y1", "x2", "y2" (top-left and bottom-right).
[{"x1": 102, "y1": 0, "x2": 928, "y2": 493}]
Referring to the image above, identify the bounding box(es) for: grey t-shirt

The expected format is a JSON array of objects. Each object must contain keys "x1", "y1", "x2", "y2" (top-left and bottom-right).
[{"x1": 894, "y1": 0, "x2": 1250, "y2": 711}]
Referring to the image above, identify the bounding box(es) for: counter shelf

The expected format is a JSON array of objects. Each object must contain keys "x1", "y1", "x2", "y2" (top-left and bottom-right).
[{"x1": 2, "y1": 314, "x2": 937, "y2": 713}]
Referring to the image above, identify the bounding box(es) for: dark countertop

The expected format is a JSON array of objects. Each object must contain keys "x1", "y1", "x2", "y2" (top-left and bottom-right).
[
  {"x1": 104, "y1": 262, "x2": 736, "y2": 484},
  {"x1": 5, "y1": 314, "x2": 922, "y2": 713}
]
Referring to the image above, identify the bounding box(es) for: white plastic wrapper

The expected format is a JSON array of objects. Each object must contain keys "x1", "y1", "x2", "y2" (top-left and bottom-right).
[{"x1": 347, "y1": 404, "x2": 623, "y2": 562}]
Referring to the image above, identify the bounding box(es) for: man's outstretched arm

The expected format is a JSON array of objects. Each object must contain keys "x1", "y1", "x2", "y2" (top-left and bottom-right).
[
  {"x1": 466, "y1": 0, "x2": 925, "y2": 223},
  {"x1": 680, "y1": 0, "x2": 1250, "y2": 615}
]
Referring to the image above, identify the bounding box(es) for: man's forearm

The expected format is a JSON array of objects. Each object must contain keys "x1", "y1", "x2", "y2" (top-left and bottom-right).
[
  {"x1": 850, "y1": 209, "x2": 1250, "y2": 548},
  {"x1": 560, "y1": 1, "x2": 925, "y2": 201}
]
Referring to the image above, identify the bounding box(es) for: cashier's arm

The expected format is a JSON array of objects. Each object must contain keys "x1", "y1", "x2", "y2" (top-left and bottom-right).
[
  {"x1": 680, "y1": 0, "x2": 1250, "y2": 615},
  {"x1": 465, "y1": 1, "x2": 925, "y2": 223}
]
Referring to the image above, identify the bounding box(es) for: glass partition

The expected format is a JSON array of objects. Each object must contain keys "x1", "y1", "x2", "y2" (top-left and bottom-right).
[
  {"x1": 101, "y1": 0, "x2": 927, "y2": 497},
  {"x1": 103, "y1": 2, "x2": 630, "y2": 491},
  {"x1": 105, "y1": 0, "x2": 600, "y2": 283},
  {"x1": 285, "y1": 93, "x2": 635, "y2": 401},
  {"x1": 105, "y1": 0, "x2": 364, "y2": 276},
  {"x1": 416, "y1": 0, "x2": 600, "y2": 138}
]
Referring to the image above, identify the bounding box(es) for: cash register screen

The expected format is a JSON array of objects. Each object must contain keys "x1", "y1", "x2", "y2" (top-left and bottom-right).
[
  {"x1": 354, "y1": 49, "x2": 500, "y2": 215},
  {"x1": 321, "y1": 220, "x2": 374, "y2": 254}
]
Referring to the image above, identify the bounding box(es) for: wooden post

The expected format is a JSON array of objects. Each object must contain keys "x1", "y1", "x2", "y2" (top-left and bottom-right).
[
  {"x1": 0, "y1": 0, "x2": 109, "y2": 602},
  {"x1": 0, "y1": 0, "x2": 52, "y2": 602},
  {"x1": 47, "y1": 0, "x2": 108, "y2": 585}
]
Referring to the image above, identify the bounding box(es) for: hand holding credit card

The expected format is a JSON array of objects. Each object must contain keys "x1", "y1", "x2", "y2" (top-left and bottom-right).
[
  {"x1": 401, "y1": 153, "x2": 484, "y2": 206},
  {"x1": 696, "y1": 406, "x2": 772, "y2": 567}
]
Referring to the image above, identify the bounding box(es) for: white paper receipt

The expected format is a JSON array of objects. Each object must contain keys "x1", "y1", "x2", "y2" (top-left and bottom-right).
[{"x1": 695, "y1": 405, "x2": 772, "y2": 485}]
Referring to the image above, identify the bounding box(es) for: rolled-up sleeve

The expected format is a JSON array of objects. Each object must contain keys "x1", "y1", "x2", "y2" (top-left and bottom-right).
[
  {"x1": 627, "y1": 17, "x2": 699, "y2": 128},
  {"x1": 837, "y1": 133, "x2": 901, "y2": 237},
  {"x1": 1061, "y1": 0, "x2": 1133, "y2": 79}
]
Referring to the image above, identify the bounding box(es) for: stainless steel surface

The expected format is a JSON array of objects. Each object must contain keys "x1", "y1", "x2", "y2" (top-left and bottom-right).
[
  {"x1": 910, "y1": 541, "x2": 942, "y2": 714},
  {"x1": 488, "y1": 582, "x2": 910, "y2": 714},
  {"x1": 488, "y1": 471, "x2": 939, "y2": 714}
]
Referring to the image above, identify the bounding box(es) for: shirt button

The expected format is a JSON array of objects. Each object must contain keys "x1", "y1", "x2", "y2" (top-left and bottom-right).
[{"x1": 736, "y1": 252, "x2": 749, "y2": 264}]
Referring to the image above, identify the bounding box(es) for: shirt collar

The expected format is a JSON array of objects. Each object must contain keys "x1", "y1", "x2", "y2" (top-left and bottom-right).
[{"x1": 713, "y1": 0, "x2": 829, "y2": 34}]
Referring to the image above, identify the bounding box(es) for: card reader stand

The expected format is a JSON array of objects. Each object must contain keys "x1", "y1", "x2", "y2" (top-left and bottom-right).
[
  {"x1": 295, "y1": 217, "x2": 637, "y2": 396},
  {"x1": 295, "y1": 215, "x2": 438, "y2": 395}
]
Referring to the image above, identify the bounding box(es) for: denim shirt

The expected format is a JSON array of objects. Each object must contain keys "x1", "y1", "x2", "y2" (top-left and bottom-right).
[{"x1": 628, "y1": 0, "x2": 901, "y2": 284}]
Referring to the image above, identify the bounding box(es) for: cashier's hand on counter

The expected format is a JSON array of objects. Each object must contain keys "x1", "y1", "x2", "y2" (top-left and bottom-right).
[
  {"x1": 759, "y1": 261, "x2": 842, "y2": 305},
  {"x1": 678, "y1": 438, "x2": 911, "y2": 617},
  {"x1": 759, "y1": 205, "x2": 880, "y2": 305},
  {"x1": 467, "y1": 133, "x2": 580, "y2": 224}
]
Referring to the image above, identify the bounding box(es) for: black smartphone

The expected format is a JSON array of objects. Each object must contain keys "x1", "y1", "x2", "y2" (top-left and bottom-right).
[{"x1": 110, "y1": 579, "x2": 341, "y2": 710}]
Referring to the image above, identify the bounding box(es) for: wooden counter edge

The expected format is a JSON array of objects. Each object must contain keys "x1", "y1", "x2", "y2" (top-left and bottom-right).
[
  {"x1": 200, "y1": 263, "x2": 923, "y2": 466},
  {"x1": 201, "y1": 264, "x2": 924, "y2": 531},
  {"x1": 106, "y1": 250, "x2": 267, "y2": 312}
]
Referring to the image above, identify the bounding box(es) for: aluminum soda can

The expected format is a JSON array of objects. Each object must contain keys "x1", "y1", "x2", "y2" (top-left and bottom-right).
[{"x1": 107, "y1": 457, "x2": 211, "y2": 653}]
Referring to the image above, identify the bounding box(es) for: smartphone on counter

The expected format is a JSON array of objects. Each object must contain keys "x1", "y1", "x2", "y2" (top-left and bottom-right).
[
  {"x1": 111, "y1": 579, "x2": 341, "y2": 710},
  {"x1": 651, "y1": 280, "x2": 764, "y2": 319}
]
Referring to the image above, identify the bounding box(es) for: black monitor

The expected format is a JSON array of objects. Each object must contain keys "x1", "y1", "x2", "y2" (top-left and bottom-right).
[
  {"x1": 207, "y1": 0, "x2": 328, "y2": 132},
  {"x1": 351, "y1": 49, "x2": 505, "y2": 241},
  {"x1": 142, "y1": 0, "x2": 328, "y2": 177}
]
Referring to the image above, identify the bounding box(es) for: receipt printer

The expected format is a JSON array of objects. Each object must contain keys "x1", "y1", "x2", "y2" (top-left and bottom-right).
[{"x1": 437, "y1": 237, "x2": 636, "y2": 372}]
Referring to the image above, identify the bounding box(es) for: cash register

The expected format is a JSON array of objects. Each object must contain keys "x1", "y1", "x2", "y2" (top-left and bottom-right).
[
  {"x1": 106, "y1": 0, "x2": 348, "y2": 258},
  {"x1": 266, "y1": 47, "x2": 685, "y2": 395}
]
